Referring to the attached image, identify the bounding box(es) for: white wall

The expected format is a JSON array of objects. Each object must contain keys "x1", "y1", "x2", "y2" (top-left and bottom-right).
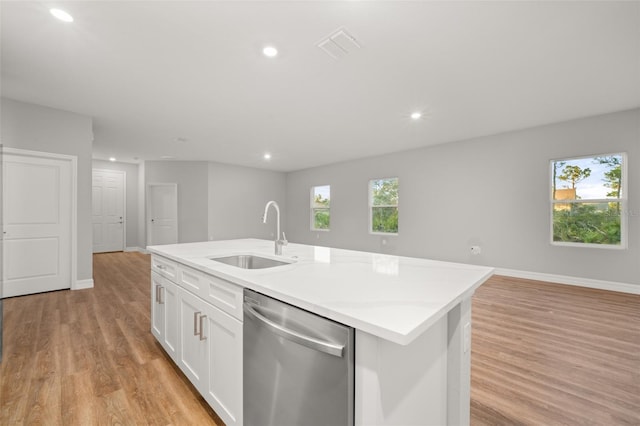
[
  {"x1": 140, "y1": 161, "x2": 287, "y2": 246},
  {"x1": 1, "y1": 98, "x2": 94, "y2": 282},
  {"x1": 286, "y1": 109, "x2": 640, "y2": 286},
  {"x1": 145, "y1": 161, "x2": 209, "y2": 244},
  {"x1": 92, "y1": 160, "x2": 140, "y2": 249},
  {"x1": 208, "y1": 162, "x2": 287, "y2": 241}
]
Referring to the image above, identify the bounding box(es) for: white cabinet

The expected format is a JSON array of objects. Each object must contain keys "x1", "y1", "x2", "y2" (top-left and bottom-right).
[
  {"x1": 177, "y1": 286, "x2": 243, "y2": 426},
  {"x1": 151, "y1": 271, "x2": 178, "y2": 361},
  {"x1": 202, "y1": 300, "x2": 243, "y2": 426},
  {"x1": 151, "y1": 255, "x2": 243, "y2": 426},
  {"x1": 178, "y1": 264, "x2": 244, "y2": 320},
  {"x1": 177, "y1": 287, "x2": 209, "y2": 389},
  {"x1": 151, "y1": 254, "x2": 177, "y2": 281}
]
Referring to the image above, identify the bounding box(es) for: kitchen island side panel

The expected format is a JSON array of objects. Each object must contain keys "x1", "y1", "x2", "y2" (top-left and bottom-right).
[
  {"x1": 447, "y1": 297, "x2": 472, "y2": 425},
  {"x1": 355, "y1": 314, "x2": 448, "y2": 426}
]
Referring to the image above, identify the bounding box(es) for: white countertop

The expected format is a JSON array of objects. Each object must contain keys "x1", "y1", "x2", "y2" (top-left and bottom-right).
[{"x1": 147, "y1": 239, "x2": 494, "y2": 345}]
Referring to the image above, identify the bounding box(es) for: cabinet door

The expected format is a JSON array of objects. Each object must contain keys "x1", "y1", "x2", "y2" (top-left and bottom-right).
[
  {"x1": 151, "y1": 272, "x2": 165, "y2": 341},
  {"x1": 162, "y1": 280, "x2": 179, "y2": 360},
  {"x1": 202, "y1": 306, "x2": 243, "y2": 426},
  {"x1": 177, "y1": 287, "x2": 208, "y2": 392}
]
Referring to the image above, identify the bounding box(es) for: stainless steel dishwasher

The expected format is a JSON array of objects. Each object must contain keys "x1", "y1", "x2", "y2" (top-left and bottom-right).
[{"x1": 243, "y1": 288, "x2": 354, "y2": 426}]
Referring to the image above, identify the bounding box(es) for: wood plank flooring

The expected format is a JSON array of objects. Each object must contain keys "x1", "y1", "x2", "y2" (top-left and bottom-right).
[
  {"x1": 1, "y1": 252, "x2": 222, "y2": 425},
  {"x1": 471, "y1": 275, "x2": 640, "y2": 425},
  {"x1": 1, "y1": 252, "x2": 638, "y2": 425}
]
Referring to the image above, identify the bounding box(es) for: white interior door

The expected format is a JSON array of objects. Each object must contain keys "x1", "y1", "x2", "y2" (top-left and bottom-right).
[
  {"x1": 147, "y1": 183, "x2": 178, "y2": 246},
  {"x1": 92, "y1": 169, "x2": 125, "y2": 253},
  {"x1": 2, "y1": 150, "x2": 74, "y2": 298}
]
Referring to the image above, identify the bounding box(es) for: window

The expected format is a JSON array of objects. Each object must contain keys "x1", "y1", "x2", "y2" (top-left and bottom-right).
[
  {"x1": 551, "y1": 153, "x2": 626, "y2": 248},
  {"x1": 311, "y1": 185, "x2": 330, "y2": 230},
  {"x1": 369, "y1": 177, "x2": 398, "y2": 234}
]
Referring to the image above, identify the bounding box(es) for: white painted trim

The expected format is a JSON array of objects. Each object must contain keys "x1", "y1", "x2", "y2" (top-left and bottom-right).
[
  {"x1": 495, "y1": 268, "x2": 639, "y2": 295},
  {"x1": 3, "y1": 148, "x2": 78, "y2": 291},
  {"x1": 123, "y1": 170, "x2": 127, "y2": 250},
  {"x1": 2, "y1": 147, "x2": 75, "y2": 162},
  {"x1": 73, "y1": 278, "x2": 94, "y2": 290},
  {"x1": 125, "y1": 246, "x2": 146, "y2": 253}
]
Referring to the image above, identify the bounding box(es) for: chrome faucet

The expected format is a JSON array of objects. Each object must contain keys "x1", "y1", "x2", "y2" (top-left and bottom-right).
[{"x1": 262, "y1": 200, "x2": 288, "y2": 255}]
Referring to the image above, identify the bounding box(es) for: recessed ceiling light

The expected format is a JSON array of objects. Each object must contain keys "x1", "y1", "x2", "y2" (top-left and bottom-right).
[
  {"x1": 264, "y1": 153, "x2": 272, "y2": 160},
  {"x1": 50, "y1": 8, "x2": 74, "y2": 23},
  {"x1": 410, "y1": 112, "x2": 422, "y2": 120},
  {"x1": 109, "y1": 157, "x2": 116, "y2": 162},
  {"x1": 263, "y1": 46, "x2": 278, "y2": 58}
]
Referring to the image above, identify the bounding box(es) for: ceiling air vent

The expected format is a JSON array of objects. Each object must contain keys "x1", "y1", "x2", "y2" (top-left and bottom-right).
[{"x1": 317, "y1": 27, "x2": 360, "y2": 60}]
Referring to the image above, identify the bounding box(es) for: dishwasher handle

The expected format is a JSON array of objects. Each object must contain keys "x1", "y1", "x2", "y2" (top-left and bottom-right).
[{"x1": 244, "y1": 303, "x2": 344, "y2": 358}]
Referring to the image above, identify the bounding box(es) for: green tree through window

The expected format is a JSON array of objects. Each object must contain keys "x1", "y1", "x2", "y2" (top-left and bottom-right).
[
  {"x1": 311, "y1": 185, "x2": 330, "y2": 230},
  {"x1": 370, "y1": 178, "x2": 398, "y2": 233},
  {"x1": 551, "y1": 154, "x2": 625, "y2": 246}
]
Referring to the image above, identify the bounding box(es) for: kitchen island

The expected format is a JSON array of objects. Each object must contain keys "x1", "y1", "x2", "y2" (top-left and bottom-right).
[{"x1": 148, "y1": 238, "x2": 493, "y2": 426}]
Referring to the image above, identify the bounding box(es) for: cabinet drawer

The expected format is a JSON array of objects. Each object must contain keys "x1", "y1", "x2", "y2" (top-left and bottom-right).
[
  {"x1": 201, "y1": 274, "x2": 243, "y2": 321},
  {"x1": 177, "y1": 264, "x2": 243, "y2": 321},
  {"x1": 178, "y1": 264, "x2": 207, "y2": 293},
  {"x1": 151, "y1": 255, "x2": 178, "y2": 281}
]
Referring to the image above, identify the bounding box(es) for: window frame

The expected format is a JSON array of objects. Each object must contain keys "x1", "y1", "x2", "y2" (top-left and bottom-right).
[
  {"x1": 310, "y1": 184, "x2": 331, "y2": 231},
  {"x1": 549, "y1": 152, "x2": 627, "y2": 249},
  {"x1": 369, "y1": 177, "x2": 399, "y2": 235}
]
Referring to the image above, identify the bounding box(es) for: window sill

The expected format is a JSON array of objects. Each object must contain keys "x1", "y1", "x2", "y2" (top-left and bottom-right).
[{"x1": 551, "y1": 241, "x2": 626, "y2": 250}]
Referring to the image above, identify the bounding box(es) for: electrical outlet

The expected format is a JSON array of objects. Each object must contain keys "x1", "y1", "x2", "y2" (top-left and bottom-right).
[{"x1": 470, "y1": 245, "x2": 482, "y2": 255}]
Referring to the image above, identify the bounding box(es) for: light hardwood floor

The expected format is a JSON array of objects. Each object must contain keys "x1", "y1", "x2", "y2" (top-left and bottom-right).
[
  {"x1": 471, "y1": 275, "x2": 640, "y2": 425},
  {"x1": 1, "y1": 252, "x2": 221, "y2": 425},
  {"x1": 1, "y1": 252, "x2": 639, "y2": 425}
]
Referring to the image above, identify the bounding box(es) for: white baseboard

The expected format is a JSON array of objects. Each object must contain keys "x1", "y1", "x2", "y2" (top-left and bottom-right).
[
  {"x1": 494, "y1": 268, "x2": 639, "y2": 295},
  {"x1": 73, "y1": 278, "x2": 94, "y2": 290},
  {"x1": 125, "y1": 246, "x2": 148, "y2": 254}
]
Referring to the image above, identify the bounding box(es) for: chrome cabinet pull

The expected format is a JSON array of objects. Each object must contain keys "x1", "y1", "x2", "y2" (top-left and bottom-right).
[
  {"x1": 194, "y1": 311, "x2": 201, "y2": 336},
  {"x1": 159, "y1": 286, "x2": 165, "y2": 305},
  {"x1": 199, "y1": 315, "x2": 207, "y2": 341},
  {"x1": 155, "y1": 284, "x2": 160, "y2": 303},
  {"x1": 192, "y1": 311, "x2": 207, "y2": 340}
]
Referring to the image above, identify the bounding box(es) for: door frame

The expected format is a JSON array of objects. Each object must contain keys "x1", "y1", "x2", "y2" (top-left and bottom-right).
[
  {"x1": 2, "y1": 147, "x2": 78, "y2": 290},
  {"x1": 146, "y1": 182, "x2": 178, "y2": 247},
  {"x1": 92, "y1": 168, "x2": 127, "y2": 252}
]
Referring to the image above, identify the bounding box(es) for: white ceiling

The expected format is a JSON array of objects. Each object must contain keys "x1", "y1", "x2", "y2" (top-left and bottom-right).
[{"x1": 2, "y1": 1, "x2": 639, "y2": 172}]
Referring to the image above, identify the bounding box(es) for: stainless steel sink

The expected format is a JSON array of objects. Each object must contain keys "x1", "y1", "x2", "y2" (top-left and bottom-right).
[{"x1": 209, "y1": 254, "x2": 291, "y2": 269}]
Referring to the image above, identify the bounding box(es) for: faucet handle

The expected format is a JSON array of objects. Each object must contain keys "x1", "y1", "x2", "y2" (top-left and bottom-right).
[{"x1": 281, "y1": 232, "x2": 288, "y2": 245}]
